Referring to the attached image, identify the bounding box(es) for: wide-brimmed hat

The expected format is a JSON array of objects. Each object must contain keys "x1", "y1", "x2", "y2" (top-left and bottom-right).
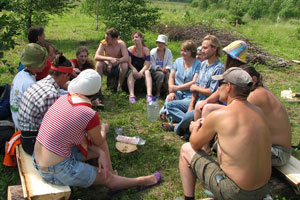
[
  {"x1": 223, "y1": 40, "x2": 247, "y2": 63},
  {"x1": 212, "y1": 67, "x2": 253, "y2": 88},
  {"x1": 68, "y1": 69, "x2": 101, "y2": 96},
  {"x1": 156, "y1": 35, "x2": 168, "y2": 45},
  {"x1": 21, "y1": 43, "x2": 48, "y2": 68}
]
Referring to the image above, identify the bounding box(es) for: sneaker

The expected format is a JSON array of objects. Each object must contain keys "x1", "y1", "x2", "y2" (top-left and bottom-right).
[
  {"x1": 146, "y1": 95, "x2": 153, "y2": 103},
  {"x1": 129, "y1": 96, "x2": 136, "y2": 104}
]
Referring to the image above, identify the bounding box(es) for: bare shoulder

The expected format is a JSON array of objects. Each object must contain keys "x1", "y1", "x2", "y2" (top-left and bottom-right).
[
  {"x1": 118, "y1": 39, "x2": 127, "y2": 47},
  {"x1": 144, "y1": 46, "x2": 150, "y2": 55},
  {"x1": 128, "y1": 45, "x2": 134, "y2": 52}
]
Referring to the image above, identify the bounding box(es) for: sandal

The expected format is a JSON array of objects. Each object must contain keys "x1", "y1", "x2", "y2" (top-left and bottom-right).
[
  {"x1": 137, "y1": 172, "x2": 162, "y2": 191},
  {"x1": 162, "y1": 122, "x2": 174, "y2": 132}
]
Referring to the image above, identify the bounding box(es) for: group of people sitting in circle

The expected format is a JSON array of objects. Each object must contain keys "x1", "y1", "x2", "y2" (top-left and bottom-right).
[{"x1": 7, "y1": 25, "x2": 292, "y2": 199}]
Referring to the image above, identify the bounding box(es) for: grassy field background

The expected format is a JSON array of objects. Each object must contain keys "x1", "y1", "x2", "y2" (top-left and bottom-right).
[{"x1": 0, "y1": 1, "x2": 300, "y2": 199}]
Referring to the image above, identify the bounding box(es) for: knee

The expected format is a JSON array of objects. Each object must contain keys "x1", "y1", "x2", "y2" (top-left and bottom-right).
[
  {"x1": 180, "y1": 143, "x2": 191, "y2": 158},
  {"x1": 202, "y1": 104, "x2": 215, "y2": 115}
]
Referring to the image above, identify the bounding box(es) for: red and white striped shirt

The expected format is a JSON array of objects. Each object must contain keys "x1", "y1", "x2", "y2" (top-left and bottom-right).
[{"x1": 36, "y1": 94, "x2": 99, "y2": 158}]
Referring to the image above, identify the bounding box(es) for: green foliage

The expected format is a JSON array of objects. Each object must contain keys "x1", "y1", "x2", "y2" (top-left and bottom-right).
[
  {"x1": 248, "y1": 0, "x2": 268, "y2": 20},
  {"x1": 279, "y1": 0, "x2": 300, "y2": 19},
  {"x1": 190, "y1": 0, "x2": 199, "y2": 8},
  {"x1": 296, "y1": 27, "x2": 300, "y2": 40},
  {"x1": 81, "y1": 0, "x2": 160, "y2": 42}
]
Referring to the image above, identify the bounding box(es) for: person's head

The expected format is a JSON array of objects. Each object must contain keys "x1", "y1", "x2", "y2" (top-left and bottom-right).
[
  {"x1": 156, "y1": 35, "x2": 168, "y2": 49},
  {"x1": 21, "y1": 43, "x2": 48, "y2": 74},
  {"x1": 76, "y1": 46, "x2": 89, "y2": 66},
  {"x1": 131, "y1": 32, "x2": 145, "y2": 46},
  {"x1": 196, "y1": 46, "x2": 205, "y2": 62},
  {"x1": 181, "y1": 40, "x2": 197, "y2": 59},
  {"x1": 105, "y1": 27, "x2": 118, "y2": 45},
  {"x1": 213, "y1": 67, "x2": 253, "y2": 102},
  {"x1": 223, "y1": 40, "x2": 247, "y2": 70},
  {"x1": 68, "y1": 69, "x2": 101, "y2": 100},
  {"x1": 240, "y1": 65, "x2": 263, "y2": 90},
  {"x1": 36, "y1": 40, "x2": 55, "y2": 63},
  {"x1": 49, "y1": 54, "x2": 77, "y2": 88},
  {"x1": 28, "y1": 26, "x2": 45, "y2": 43},
  {"x1": 201, "y1": 35, "x2": 222, "y2": 60}
]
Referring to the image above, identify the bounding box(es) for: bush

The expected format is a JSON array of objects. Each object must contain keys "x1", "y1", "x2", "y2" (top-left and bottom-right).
[
  {"x1": 288, "y1": 19, "x2": 300, "y2": 25},
  {"x1": 211, "y1": 9, "x2": 230, "y2": 20},
  {"x1": 190, "y1": 0, "x2": 199, "y2": 8}
]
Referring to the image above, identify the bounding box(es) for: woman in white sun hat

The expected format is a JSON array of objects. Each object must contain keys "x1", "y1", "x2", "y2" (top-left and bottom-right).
[{"x1": 150, "y1": 34, "x2": 173, "y2": 98}]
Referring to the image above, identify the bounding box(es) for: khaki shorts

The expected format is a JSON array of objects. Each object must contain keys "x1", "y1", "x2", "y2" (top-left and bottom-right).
[
  {"x1": 190, "y1": 150, "x2": 269, "y2": 200},
  {"x1": 271, "y1": 145, "x2": 292, "y2": 167}
]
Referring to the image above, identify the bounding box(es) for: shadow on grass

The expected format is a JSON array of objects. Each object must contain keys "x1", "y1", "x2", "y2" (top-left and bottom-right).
[{"x1": 48, "y1": 39, "x2": 100, "y2": 54}]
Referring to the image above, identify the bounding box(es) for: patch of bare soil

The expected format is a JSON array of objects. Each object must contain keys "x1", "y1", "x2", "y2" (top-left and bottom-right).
[{"x1": 155, "y1": 23, "x2": 292, "y2": 68}]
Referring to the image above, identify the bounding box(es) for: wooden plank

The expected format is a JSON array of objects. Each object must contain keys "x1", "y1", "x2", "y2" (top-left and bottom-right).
[
  {"x1": 16, "y1": 145, "x2": 71, "y2": 200},
  {"x1": 7, "y1": 185, "x2": 24, "y2": 200},
  {"x1": 276, "y1": 156, "x2": 300, "y2": 192}
]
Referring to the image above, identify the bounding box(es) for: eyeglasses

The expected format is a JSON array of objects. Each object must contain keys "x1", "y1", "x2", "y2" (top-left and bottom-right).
[{"x1": 218, "y1": 80, "x2": 228, "y2": 86}]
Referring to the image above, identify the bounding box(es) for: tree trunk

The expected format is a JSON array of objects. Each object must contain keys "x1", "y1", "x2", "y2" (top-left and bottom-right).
[
  {"x1": 27, "y1": 0, "x2": 33, "y2": 29},
  {"x1": 96, "y1": 0, "x2": 99, "y2": 30}
]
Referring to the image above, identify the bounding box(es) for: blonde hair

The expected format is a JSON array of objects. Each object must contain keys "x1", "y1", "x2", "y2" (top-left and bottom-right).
[{"x1": 202, "y1": 35, "x2": 223, "y2": 57}]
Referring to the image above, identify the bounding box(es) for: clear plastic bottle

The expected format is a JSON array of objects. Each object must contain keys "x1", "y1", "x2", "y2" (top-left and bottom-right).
[
  {"x1": 116, "y1": 135, "x2": 146, "y2": 145},
  {"x1": 147, "y1": 97, "x2": 159, "y2": 122}
]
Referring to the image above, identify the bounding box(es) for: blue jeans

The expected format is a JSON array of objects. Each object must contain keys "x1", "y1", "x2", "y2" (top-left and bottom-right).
[
  {"x1": 166, "y1": 98, "x2": 194, "y2": 135},
  {"x1": 32, "y1": 147, "x2": 97, "y2": 188}
]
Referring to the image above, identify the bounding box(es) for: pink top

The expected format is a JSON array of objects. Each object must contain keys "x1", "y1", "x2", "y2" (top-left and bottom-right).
[{"x1": 37, "y1": 94, "x2": 99, "y2": 158}]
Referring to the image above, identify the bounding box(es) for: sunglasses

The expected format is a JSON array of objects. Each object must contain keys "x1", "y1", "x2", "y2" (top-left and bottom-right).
[{"x1": 218, "y1": 80, "x2": 228, "y2": 86}]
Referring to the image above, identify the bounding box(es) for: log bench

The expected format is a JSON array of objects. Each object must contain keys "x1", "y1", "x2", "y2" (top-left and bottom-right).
[{"x1": 7, "y1": 145, "x2": 71, "y2": 200}]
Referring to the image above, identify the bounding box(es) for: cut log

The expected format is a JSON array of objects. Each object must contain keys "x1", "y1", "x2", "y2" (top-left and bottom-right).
[
  {"x1": 7, "y1": 185, "x2": 23, "y2": 200},
  {"x1": 275, "y1": 155, "x2": 300, "y2": 192},
  {"x1": 15, "y1": 145, "x2": 71, "y2": 200}
]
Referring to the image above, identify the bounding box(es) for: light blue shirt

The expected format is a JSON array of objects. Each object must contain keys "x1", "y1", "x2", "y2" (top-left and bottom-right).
[
  {"x1": 171, "y1": 57, "x2": 201, "y2": 98},
  {"x1": 196, "y1": 59, "x2": 224, "y2": 101}
]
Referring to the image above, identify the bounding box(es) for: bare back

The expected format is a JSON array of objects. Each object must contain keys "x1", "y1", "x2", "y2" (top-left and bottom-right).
[
  {"x1": 248, "y1": 87, "x2": 291, "y2": 148},
  {"x1": 205, "y1": 100, "x2": 271, "y2": 191}
]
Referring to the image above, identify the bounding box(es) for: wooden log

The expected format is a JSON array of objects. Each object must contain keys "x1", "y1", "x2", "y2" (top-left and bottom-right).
[
  {"x1": 7, "y1": 185, "x2": 24, "y2": 200},
  {"x1": 275, "y1": 155, "x2": 300, "y2": 192},
  {"x1": 16, "y1": 145, "x2": 71, "y2": 200}
]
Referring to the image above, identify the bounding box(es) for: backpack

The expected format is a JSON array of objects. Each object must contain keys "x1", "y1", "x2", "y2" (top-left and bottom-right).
[
  {"x1": 0, "y1": 120, "x2": 15, "y2": 154},
  {"x1": 0, "y1": 83, "x2": 11, "y2": 120}
]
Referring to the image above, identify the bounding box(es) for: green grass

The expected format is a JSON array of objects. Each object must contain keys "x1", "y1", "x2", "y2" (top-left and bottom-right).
[{"x1": 1, "y1": 1, "x2": 300, "y2": 199}]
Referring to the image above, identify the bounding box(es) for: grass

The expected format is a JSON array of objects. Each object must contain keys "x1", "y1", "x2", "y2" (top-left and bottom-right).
[{"x1": 1, "y1": 1, "x2": 300, "y2": 199}]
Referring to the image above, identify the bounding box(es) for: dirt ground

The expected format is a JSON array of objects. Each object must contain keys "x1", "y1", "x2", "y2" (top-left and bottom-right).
[{"x1": 155, "y1": 23, "x2": 292, "y2": 68}]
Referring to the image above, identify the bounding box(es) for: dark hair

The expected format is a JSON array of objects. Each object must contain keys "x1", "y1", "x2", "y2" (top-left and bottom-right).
[
  {"x1": 240, "y1": 65, "x2": 263, "y2": 90},
  {"x1": 106, "y1": 27, "x2": 118, "y2": 39},
  {"x1": 131, "y1": 32, "x2": 146, "y2": 46},
  {"x1": 28, "y1": 26, "x2": 44, "y2": 43},
  {"x1": 225, "y1": 54, "x2": 245, "y2": 70},
  {"x1": 76, "y1": 46, "x2": 89, "y2": 57},
  {"x1": 49, "y1": 54, "x2": 72, "y2": 77},
  {"x1": 181, "y1": 40, "x2": 197, "y2": 58},
  {"x1": 231, "y1": 84, "x2": 252, "y2": 98},
  {"x1": 36, "y1": 40, "x2": 50, "y2": 53}
]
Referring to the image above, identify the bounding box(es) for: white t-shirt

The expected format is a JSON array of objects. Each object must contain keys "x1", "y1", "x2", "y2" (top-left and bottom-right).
[{"x1": 10, "y1": 69, "x2": 36, "y2": 129}]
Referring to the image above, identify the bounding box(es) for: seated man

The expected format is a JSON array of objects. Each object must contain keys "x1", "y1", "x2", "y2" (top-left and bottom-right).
[
  {"x1": 18, "y1": 55, "x2": 76, "y2": 155},
  {"x1": 10, "y1": 43, "x2": 48, "y2": 130},
  {"x1": 179, "y1": 67, "x2": 271, "y2": 200},
  {"x1": 94, "y1": 27, "x2": 129, "y2": 94},
  {"x1": 195, "y1": 65, "x2": 292, "y2": 166}
]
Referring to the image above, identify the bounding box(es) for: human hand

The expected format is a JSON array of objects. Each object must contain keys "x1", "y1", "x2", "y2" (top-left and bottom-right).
[
  {"x1": 110, "y1": 58, "x2": 119, "y2": 66},
  {"x1": 197, "y1": 100, "x2": 207, "y2": 111},
  {"x1": 101, "y1": 123, "x2": 109, "y2": 136},
  {"x1": 190, "y1": 84, "x2": 198, "y2": 92},
  {"x1": 107, "y1": 64, "x2": 112, "y2": 73},
  {"x1": 97, "y1": 150, "x2": 109, "y2": 178},
  {"x1": 169, "y1": 85, "x2": 177, "y2": 93},
  {"x1": 162, "y1": 68, "x2": 168, "y2": 74},
  {"x1": 189, "y1": 119, "x2": 202, "y2": 132},
  {"x1": 167, "y1": 92, "x2": 176, "y2": 101}
]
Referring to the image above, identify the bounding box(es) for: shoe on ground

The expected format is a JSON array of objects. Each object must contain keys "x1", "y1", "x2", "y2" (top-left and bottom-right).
[
  {"x1": 146, "y1": 95, "x2": 153, "y2": 103},
  {"x1": 129, "y1": 96, "x2": 136, "y2": 104}
]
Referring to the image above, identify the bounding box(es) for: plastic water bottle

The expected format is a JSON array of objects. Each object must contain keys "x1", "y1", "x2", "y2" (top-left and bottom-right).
[
  {"x1": 116, "y1": 135, "x2": 146, "y2": 145},
  {"x1": 147, "y1": 97, "x2": 159, "y2": 122}
]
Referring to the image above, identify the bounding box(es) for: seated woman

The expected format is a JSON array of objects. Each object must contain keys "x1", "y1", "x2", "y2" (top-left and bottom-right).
[
  {"x1": 71, "y1": 46, "x2": 95, "y2": 74},
  {"x1": 160, "y1": 40, "x2": 200, "y2": 123},
  {"x1": 127, "y1": 32, "x2": 152, "y2": 103},
  {"x1": 33, "y1": 69, "x2": 161, "y2": 190},
  {"x1": 150, "y1": 35, "x2": 173, "y2": 98}
]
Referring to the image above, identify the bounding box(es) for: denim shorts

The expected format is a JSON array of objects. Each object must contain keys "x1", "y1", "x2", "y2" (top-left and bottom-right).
[{"x1": 32, "y1": 147, "x2": 97, "y2": 188}]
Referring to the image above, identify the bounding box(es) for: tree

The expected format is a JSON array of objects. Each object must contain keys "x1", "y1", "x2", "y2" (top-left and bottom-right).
[{"x1": 82, "y1": 0, "x2": 160, "y2": 42}]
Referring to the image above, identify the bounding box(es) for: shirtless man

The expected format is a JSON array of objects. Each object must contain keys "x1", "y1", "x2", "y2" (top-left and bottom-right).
[
  {"x1": 94, "y1": 27, "x2": 129, "y2": 92},
  {"x1": 180, "y1": 67, "x2": 271, "y2": 200},
  {"x1": 194, "y1": 65, "x2": 292, "y2": 166}
]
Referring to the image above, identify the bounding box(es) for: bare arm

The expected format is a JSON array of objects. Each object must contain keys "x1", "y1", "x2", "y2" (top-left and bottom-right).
[
  {"x1": 87, "y1": 123, "x2": 109, "y2": 147},
  {"x1": 190, "y1": 111, "x2": 217, "y2": 151},
  {"x1": 190, "y1": 84, "x2": 212, "y2": 97},
  {"x1": 171, "y1": 73, "x2": 199, "y2": 92},
  {"x1": 139, "y1": 47, "x2": 151, "y2": 74},
  {"x1": 188, "y1": 92, "x2": 198, "y2": 112},
  {"x1": 118, "y1": 41, "x2": 129, "y2": 63},
  {"x1": 94, "y1": 43, "x2": 113, "y2": 62}
]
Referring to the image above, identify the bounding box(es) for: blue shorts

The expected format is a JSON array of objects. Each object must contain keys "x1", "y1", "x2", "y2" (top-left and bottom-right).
[
  {"x1": 32, "y1": 147, "x2": 97, "y2": 188},
  {"x1": 105, "y1": 64, "x2": 119, "y2": 78}
]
